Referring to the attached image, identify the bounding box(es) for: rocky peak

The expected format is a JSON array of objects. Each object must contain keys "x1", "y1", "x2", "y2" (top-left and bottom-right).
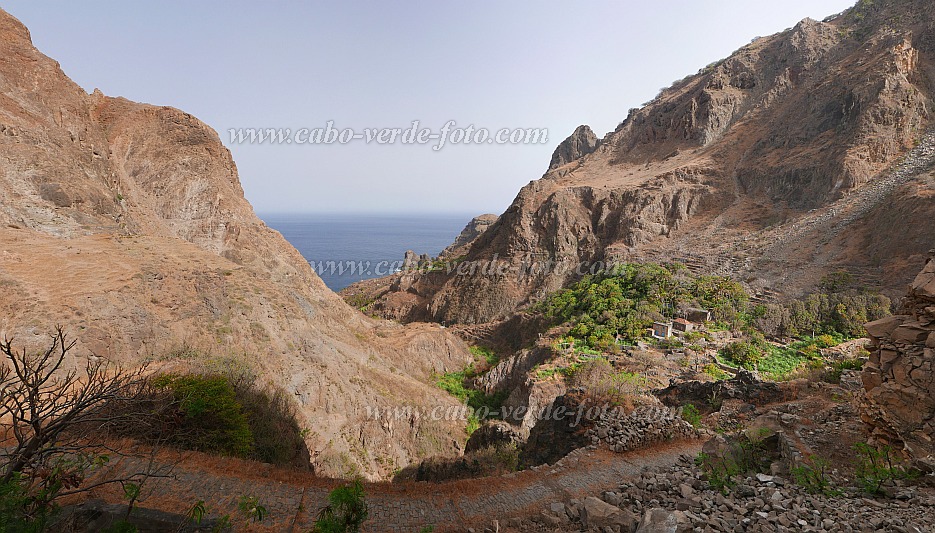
[{"x1": 548, "y1": 124, "x2": 599, "y2": 170}]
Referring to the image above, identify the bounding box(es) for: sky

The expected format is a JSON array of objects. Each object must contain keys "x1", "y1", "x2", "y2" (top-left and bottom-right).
[{"x1": 2, "y1": 1, "x2": 856, "y2": 215}]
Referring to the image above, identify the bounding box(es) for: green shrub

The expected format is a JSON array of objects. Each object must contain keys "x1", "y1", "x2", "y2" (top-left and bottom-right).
[
  {"x1": 853, "y1": 443, "x2": 916, "y2": 495},
  {"x1": 702, "y1": 364, "x2": 731, "y2": 381},
  {"x1": 469, "y1": 345, "x2": 499, "y2": 367},
  {"x1": 825, "y1": 358, "x2": 864, "y2": 384},
  {"x1": 792, "y1": 456, "x2": 840, "y2": 496},
  {"x1": 680, "y1": 404, "x2": 702, "y2": 427},
  {"x1": 152, "y1": 374, "x2": 254, "y2": 457},
  {"x1": 537, "y1": 263, "x2": 750, "y2": 350},
  {"x1": 695, "y1": 431, "x2": 773, "y2": 494},
  {"x1": 145, "y1": 372, "x2": 309, "y2": 466},
  {"x1": 695, "y1": 452, "x2": 741, "y2": 494},
  {"x1": 435, "y1": 368, "x2": 506, "y2": 435},
  {"x1": 314, "y1": 479, "x2": 368, "y2": 533},
  {"x1": 719, "y1": 340, "x2": 764, "y2": 370},
  {"x1": 0, "y1": 473, "x2": 55, "y2": 533},
  {"x1": 238, "y1": 495, "x2": 268, "y2": 523},
  {"x1": 783, "y1": 292, "x2": 891, "y2": 339}
]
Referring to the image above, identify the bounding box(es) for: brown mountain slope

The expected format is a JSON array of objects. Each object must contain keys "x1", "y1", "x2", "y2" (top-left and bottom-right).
[
  {"x1": 0, "y1": 9, "x2": 473, "y2": 480},
  {"x1": 357, "y1": 0, "x2": 935, "y2": 325}
]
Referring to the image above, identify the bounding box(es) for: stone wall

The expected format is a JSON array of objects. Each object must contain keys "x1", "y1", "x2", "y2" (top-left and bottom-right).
[
  {"x1": 861, "y1": 252, "x2": 935, "y2": 466},
  {"x1": 586, "y1": 404, "x2": 698, "y2": 453}
]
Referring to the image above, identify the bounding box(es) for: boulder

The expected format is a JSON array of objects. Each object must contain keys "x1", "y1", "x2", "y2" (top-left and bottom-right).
[
  {"x1": 580, "y1": 496, "x2": 637, "y2": 530},
  {"x1": 865, "y1": 315, "x2": 907, "y2": 339},
  {"x1": 402, "y1": 250, "x2": 419, "y2": 270},
  {"x1": 911, "y1": 257, "x2": 935, "y2": 300},
  {"x1": 893, "y1": 323, "x2": 930, "y2": 344},
  {"x1": 636, "y1": 508, "x2": 691, "y2": 533}
]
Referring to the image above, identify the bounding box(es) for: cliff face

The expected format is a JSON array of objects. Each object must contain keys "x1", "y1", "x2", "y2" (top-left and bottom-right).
[
  {"x1": 440, "y1": 213, "x2": 498, "y2": 258},
  {"x1": 862, "y1": 253, "x2": 935, "y2": 466},
  {"x1": 0, "y1": 9, "x2": 473, "y2": 480},
  {"x1": 359, "y1": 0, "x2": 935, "y2": 325}
]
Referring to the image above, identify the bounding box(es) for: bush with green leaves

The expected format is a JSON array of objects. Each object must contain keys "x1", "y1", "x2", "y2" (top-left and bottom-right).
[
  {"x1": 719, "y1": 340, "x2": 764, "y2": 370},
  {"x1": 535, "y1": 262, "x2": 891, "y2": 353},
  {"x1": 145, "y1": 372, "x2": 308, "y2": 466},
  {"x1": 0, "y1": 473, "x2": 54, "y2": 533},
  {"x1": 435, "y1": 352, "x2": 508, "y2": 437},
  {"x1": 152, "y1": 374, "x2": 254, "y2": 457},
  {"x1": 314, "y1": 479, "x2": 368, "y2": 533},
  {"x1": 791, "y1": 455, "x2": 840, "y2": 496},
  {"x1": 783, "y1": 292, "x2": 891, "y2": 339},
  {"x1": 853, "y1": 443, "x2": 916, "y2": 495},
  {"x1": 680, "y1": 404, "x2": 702, "y2": 428},
  {"x1": 695, "y1": 430, "x2": 774, "y2": 494},
  {"x1": 695, "y1": 452, "x2": 742, "y2": 494},
  {"x1": 824, "y1": 358, "x2": 865, "y2": 384},
  {"x1": 702, "y1": 364, "x2": 731, "y2": 381}
]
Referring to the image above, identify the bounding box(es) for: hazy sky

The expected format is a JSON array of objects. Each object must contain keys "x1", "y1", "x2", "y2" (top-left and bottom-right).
[{"x1": 3, "y1": 1, "x2": 855, "y2": 215}]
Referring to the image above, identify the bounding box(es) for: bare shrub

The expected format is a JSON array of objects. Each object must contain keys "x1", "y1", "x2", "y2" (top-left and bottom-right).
[
  {"x1": 0, "y1": 327, "x2": 171, "y2": 526},
  {"x1": 568, "y1": 358, "x2": 647, "y2": 411}
]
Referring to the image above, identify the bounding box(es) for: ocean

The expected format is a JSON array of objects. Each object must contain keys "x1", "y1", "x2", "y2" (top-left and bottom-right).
[{"x1": 260, "y1": 213, "x2": 472, "y2": 292}]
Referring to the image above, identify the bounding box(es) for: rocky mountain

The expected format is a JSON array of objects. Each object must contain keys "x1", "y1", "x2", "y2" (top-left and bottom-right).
[
  {"x1": 0, "y1": 8, "x2": 474, "y2": 480},
  {"x1": 353, "y1": 0, "x2": 935, "y2": 325}
]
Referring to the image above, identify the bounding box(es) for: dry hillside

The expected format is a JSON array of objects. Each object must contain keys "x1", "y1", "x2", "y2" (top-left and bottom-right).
[{"x1": 0, "y1": 8, "x2": 474, "y2": 480}]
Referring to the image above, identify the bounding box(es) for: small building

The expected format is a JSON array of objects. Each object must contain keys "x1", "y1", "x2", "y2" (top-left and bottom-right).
[
  {"x1": 651, "y1": 321, "x2": 673, "y2": 339},
  {"x1": 685, "y1": 308, "x2": 712, "y2": 323},
  {"x1": 673, "y1": 318, "x2": 693, "y2": 333}
]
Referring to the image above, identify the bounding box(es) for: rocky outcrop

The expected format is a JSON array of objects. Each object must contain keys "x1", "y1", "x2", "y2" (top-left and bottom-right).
[
  {"x1": 476, "y1": 344, "x2": 552, "y2": 395},
  {"x1": 861, "y1": 251, "x2": 935, "y2": 465},
  {"x1": 519, "y1": 394, "x2": 697, "y2": 467},
  {"x1": 519, "y1": 394, "x2": 593, "y2": 467},
  {"x1": 548, "y1": 125, "x2": 599, "y2": 170},
  {"x1": 0, "y1": 8, "x2": 474, "y2": 480},
  {"x1": 655, "y1": 370, "x2": 787, "y2": 411},
  {"x1": 440, "y1": 213, "x2": 498, "y2": 258},
  {"x1": 464, "y1": 420, "x2": 522, "y2": 453}
]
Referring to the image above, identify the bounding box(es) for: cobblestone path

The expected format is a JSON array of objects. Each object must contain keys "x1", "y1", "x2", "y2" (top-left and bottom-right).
[{"x1": 87, "y1": 439, "x2": 701, "y2": 532}]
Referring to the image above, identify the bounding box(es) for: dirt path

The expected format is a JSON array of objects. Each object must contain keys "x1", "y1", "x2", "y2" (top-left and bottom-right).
[{"x1": 89, "y1": 439, "x2": 702, "y2": 532}]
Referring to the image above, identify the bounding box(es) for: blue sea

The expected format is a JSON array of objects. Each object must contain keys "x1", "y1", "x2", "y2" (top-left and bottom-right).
[{"x1": 260, "y1": 213, "x2": 472, "y2": 292}]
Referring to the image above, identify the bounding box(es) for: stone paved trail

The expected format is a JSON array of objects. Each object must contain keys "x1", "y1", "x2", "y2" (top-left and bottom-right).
[{"x1": 87, "y1": 439, "x2": 702, "y2": 532}]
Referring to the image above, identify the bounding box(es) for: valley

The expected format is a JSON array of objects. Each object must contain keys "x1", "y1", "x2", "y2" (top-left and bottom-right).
[{"x1": 2, "y1": 0, "x2": 935, "y2": 531}]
